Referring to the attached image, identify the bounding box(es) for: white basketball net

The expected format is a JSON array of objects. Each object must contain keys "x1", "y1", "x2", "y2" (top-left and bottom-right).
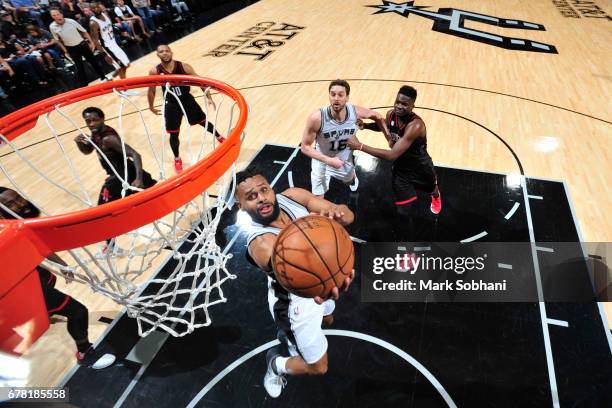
[{"x1": 0, "y1": 82, "x2": 245, "y2": 337}]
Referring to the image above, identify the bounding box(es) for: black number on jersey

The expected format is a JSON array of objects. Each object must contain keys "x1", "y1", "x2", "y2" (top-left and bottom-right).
[{"x1": 329, "y1": 140, "x2": 348, "y2": 151}]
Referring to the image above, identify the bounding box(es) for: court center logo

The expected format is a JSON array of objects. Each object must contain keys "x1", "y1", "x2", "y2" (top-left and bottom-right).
[{"x1": 368, "y1": 1, "x2": 558, "y2": 54}]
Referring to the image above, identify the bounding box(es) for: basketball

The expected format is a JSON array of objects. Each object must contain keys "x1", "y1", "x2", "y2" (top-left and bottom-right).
[{"x1": 272, "y1": 214, "x2": 354, "y2": 298}]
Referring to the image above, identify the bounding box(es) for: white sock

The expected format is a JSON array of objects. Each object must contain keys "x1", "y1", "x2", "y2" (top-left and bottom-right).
[{"x1": 274, "y1": 356, "x2": 290, "y2": 375}]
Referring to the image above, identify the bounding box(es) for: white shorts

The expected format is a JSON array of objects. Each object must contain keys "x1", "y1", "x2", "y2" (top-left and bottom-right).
[
  {"x1": 103, "y1": 42, "x2": 130, "y2": 67},
  {"x1": 310, "y1": 155, "x2": 355, "y2": 196},
  {"x1": 268, "y1": 280, "x2": 335, "y2": 364}
]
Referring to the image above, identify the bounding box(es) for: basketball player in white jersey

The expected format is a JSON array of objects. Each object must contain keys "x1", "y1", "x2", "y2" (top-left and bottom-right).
[
  {"x1": 301, "y1": 79, "x2": 391, "y2": 197},
  {"x1": 234, "y1": 167, "x2": 354, "y2": 398},
  {"x1": 90, "y1": 2, "x2": 130, "y2": 80}
]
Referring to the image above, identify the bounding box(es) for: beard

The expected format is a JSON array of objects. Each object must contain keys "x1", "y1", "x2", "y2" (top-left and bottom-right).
[
  {"x1": 0, "y1": 201, "x2": 41, "y2": 219},
  {"x1": 250, "y1": 198, "x2": 280, "y2": 226}
]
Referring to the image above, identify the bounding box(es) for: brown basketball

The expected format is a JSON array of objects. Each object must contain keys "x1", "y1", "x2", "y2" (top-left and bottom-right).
[{"x1": 272, "y1": 214, "x2": 354, "y2": 298}]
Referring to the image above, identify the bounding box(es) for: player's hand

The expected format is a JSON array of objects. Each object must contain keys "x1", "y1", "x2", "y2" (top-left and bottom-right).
[
  {"x1": 103, "y1": 54, "x2": 113, "y2": 65},
  {"x1": 88, "y1": 41, "x2": 95, "y2": 51},
  {"x1": 314, "y1": 206, "x2": 346, "y2": 223},
  {"x1": 356, "y1": 118, "x2": 365, "y2": 130},
  {"x1": 326, "y1": 156, "x2": 344, "y2": 169},
  {"x1": 132, "y1": 177, "x2": 144, "y2": 189},
  {"x1": 74, "y1": 134, "x2": 89, "y2": 146},
  {"x1": 149, "y1": 106, "x2": 160, "y2": 115},
  {"x1": 313, "y1": 269, "x2": 355, "y2": 304},
  {"x1": 346, "y1": 135, "x2": 361, "y2": 150}
]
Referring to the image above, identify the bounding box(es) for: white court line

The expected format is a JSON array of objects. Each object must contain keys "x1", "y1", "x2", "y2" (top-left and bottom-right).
[
  {"x1": 535, "y1": 246, "x2": 554, "y2": 253},
  {"x1": 460, "y1": 231, "x2": 488, "y2": 243},
  {"x1": 350, "y1": 236, "x2": 366, "y2": 244},
  {"x1": 270, "y1": 147, "x2": 300, "y2": 187},
  {"x1": 288, "y1": 170, "x2": 294, "y2": 188},
  {"x1": 497, "y1": 263, "x2": 513, "y2": 270},
  {"x1": 186, "y1": 330, "x2": 457, "y2": 408},
  {"x1": 562, "y1": 181, "x2": 612, "y2": 355},
  {"x1": 273, "y1": 160, "x2": 286, "y2": 164},
  {"x1": 504, "y1": 202, "x2": 520, "y2": 220},
  {"x1": 528, "y1": 195, "x2": 543, "y2": 200},
  {"x1": 521, "y1": 176, "x2": 560, "y2": 408},
  {"x1": 546, "y1": 318, "x2": 569, "y2": 328}
]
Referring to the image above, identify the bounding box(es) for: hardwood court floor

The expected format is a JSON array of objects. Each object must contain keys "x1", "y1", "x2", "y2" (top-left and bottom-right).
[{"x1": 1, "y1": 0, "x2": 610, "y2": 397}]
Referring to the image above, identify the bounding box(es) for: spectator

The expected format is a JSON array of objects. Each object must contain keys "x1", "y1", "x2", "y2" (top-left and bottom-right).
[
  {"x1": 26, "y1": 24, "x2": 66, "y2": 69},
  {"x1": 10, "y1": 0, "x2": 45, "y2": 27},
  {"x1": 1, "y1": 1, "x2": 18, "y2": 21},
  {"x1": 59, "y1": 0, "x2": 77, "y2": 19},
  {"x1": 169, "y1": 0, "x2": 189, "y2": 20},
  {"x1": 0, "y1": 9, "x2": 27, "y2": 40},
  {"x1": 77, "y1": 4, "x2": 90, "y2": 26},
  {"x1": 49, "y1": 8, "x2": 107, "y2": 85},
  {"x1": 114, "y1": 0, "x2": 148, "y2": 37},
  {"x1": 99, "y1": 3, "x2": 139, "y2": 43},
  {"x1": 130, "y1": 0, "x2": 159, "y2": 33},
  {"x1": 0, "y1": 37, "x2": 48, "y2": 85},
  {"x1": 13, "y1": 32, "x2": 47, "y2": 68}
]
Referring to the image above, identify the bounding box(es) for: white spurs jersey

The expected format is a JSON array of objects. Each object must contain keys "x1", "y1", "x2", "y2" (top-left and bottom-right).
[
  {"x1": 315, "y1": 103, "x2": 359, "y2": 160},
  {"x1": 90, "y1": 13, "x2": 115, "y2": 46},
  {"x1": 246, "y1": 194, "x2": 309, "y2": 246}
]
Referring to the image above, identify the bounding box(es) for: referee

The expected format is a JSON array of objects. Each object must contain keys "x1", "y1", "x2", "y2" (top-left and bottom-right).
[{"x1": 49, "y1": 8, "x2": 107, "y2": 86}]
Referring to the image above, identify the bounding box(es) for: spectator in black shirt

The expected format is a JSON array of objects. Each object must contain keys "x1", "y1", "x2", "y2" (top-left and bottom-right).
[
  {"x1": 26, "y1": 24, "x2": 65, "y2": 69},
  {"x1": 0, "y1": 9, "x2": 27, "y2": 40},
  {"x1": 0, "y1": 37, "x2": 48, "y2": 85}
]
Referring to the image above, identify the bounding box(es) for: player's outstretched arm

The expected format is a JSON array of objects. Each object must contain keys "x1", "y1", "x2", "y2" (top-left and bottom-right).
[
  {"x1": 248, "y1": 234, "x2": 275, "y2": 272},
  {"x1": 347, "y1": 120, "x2": 423, "y2": 162},
  {"x1": 355, "y1": 105, "x2": 391, "y2": 143},
  {"x1": 283, "y1": 188, "x2": 354, "y2": 226},
  {"x1": 300, "y1": 111, "x2": 344, "y2": 169}
]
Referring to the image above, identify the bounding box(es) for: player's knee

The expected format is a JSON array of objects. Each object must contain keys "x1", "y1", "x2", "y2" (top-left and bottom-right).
[{"x1": 307, "y1": 354, "x2": 328, "y2": 375}]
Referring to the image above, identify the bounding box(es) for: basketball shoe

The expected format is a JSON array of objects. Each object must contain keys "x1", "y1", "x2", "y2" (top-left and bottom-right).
[
  {"x1": 430, "y1": 193, "x2": 442, "y2": 214},
  {"x1": 264, "y1": 347, "x2": 286, "y2": 398},
  {"x1": 76, "y1": 346, "x2": 116, "y2": 369},
  {"x1": 174, "y1": 157, "x2": 183, "y2": 173}
]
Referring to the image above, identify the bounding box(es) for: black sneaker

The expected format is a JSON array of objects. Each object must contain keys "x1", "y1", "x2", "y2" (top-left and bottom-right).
[{"x1": 76, "y1": 346, "x2": 116, "y2": 369}]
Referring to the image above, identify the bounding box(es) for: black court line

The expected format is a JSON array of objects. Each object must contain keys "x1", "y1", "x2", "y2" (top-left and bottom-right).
[
  {"x1": 374, "y1": 105, "x2": 524, "y2": 174},
  {"x1": 237, "y1": 79, "x2": 612, "y2": 125},
  {"x1": 4, "y1": 76, "x2": 610, "y2": 159}
]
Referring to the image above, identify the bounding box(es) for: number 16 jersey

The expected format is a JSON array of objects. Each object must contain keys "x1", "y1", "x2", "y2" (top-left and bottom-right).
[{"x1": 316, "y1": 104, "x2": 359, "y2": 162}]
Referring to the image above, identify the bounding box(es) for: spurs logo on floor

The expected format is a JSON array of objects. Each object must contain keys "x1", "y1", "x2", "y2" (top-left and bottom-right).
[{"x1": 367, "y1": 1, "x2": 558, "y2": 54}]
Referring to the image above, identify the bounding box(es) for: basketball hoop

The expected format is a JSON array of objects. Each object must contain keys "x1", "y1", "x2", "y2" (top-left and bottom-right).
[{"x1": 0, "y1": 75, "x2": 247, "y2": 340}]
